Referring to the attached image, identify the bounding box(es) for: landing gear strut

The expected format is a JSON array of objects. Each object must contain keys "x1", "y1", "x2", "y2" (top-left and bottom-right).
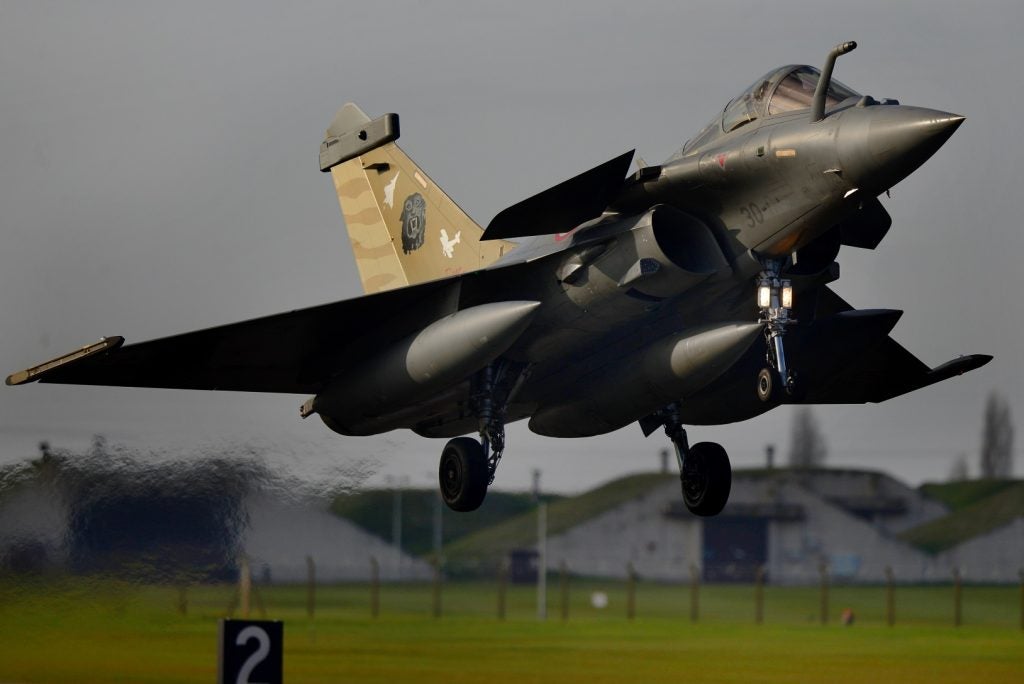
[
  {"x1": 657, "y1": 404, "x2": 731, "y2": 517},
  {"x1": 756, "y1": 260, "x2": 798, "y2": 401},
  {"x1": 439, "y1": 362, "x2": 524, "y2": 513}
]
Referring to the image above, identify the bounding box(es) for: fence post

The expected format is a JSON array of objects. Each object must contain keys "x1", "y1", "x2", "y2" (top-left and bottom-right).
[
  {"x1": 953, "y1": 567, "x2": 962, "y2": 627},
  {"x1": 432, "y1": 557, "x2": 442, "y2": 619},
  {"x1": 559, "y1": 561, "x2": 569, "y2": 622},
  {"x1": 177, "y1": 585, "x2": 188, "y2": 617},
  {"x1": 626, "y1": 562, "x2": 636, "y2": 621},
  {"x1": 885, "y1": 566, "x2": 895, "y2": 627},
  {"x1": 1019, "y1": 569, "x2": 1023, "y2": 631},
  {"x1": 370, "y1": 556, "x2": 380, "y2": 619},
  {"x1": 818, "y1": 561, "x2": 829, "y2": 626},
  {"x1": 689, "y1": 563, "x2": 700, "y2": 623},
  {"x1": 754, "y1": 565, "x2": 764, "y2": 625},
  {"x1": 497, "y1": 560, "x2": 508, "y2": 621}
]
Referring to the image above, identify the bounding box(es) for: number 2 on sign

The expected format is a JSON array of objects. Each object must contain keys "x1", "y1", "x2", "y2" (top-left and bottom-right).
[{"x1": 235, "y1": 626, "x2": 271, "y2": 684}]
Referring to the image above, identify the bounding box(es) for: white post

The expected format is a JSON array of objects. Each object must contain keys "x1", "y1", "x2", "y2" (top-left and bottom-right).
[
  {"x1": 537, "y1": 501, "x2": 547, "y2": 621},
  {"x1": 390, "y1": 476, "x2": 404, "y2": 579}
]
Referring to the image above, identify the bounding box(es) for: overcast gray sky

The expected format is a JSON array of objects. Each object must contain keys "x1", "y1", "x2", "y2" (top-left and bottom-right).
[{"x1": 2, "y1": 0, "x2": 1021, "y2": 493}]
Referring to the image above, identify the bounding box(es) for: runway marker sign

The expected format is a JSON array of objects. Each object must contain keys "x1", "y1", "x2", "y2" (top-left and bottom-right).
[{"x1": 218, "y1": 619, "x2": 283, "y2": 684}]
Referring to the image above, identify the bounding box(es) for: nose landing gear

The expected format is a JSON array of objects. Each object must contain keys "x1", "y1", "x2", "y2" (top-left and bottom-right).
[{"x1": 756, "y1": 261, "x2": 798, "y2": 402}]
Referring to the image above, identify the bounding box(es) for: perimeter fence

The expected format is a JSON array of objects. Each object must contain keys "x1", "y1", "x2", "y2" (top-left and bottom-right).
[{"x1": 191, "y1": 555, "x2": 1024, "y2": 630}]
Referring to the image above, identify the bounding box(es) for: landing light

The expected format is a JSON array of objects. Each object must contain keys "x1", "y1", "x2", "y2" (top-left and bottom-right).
[{"x1": 756, "y1": 278, "x2": 793, "y2": 313}]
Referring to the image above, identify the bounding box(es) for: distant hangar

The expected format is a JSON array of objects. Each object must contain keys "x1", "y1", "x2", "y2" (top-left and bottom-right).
[{"x1": 443, "y1": 469, "x2": 1024, "y2": 584}]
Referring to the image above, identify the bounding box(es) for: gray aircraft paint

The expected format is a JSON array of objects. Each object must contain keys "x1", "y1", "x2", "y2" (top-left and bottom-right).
[
  {"x1": 0, "y1": 2, "x2": 1018, "y2": 493},
  {"x1": 6, "y1": 42, "x2": 990, "y2": 515}
]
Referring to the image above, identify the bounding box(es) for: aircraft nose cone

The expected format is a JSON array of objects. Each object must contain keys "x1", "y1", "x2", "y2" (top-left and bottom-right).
[
  {"x1": 839, "y1": 106, "x2": 964, "y2": 192},
  {"x1": 867, "y1": 108, "x2": 964, "y2": 160}
]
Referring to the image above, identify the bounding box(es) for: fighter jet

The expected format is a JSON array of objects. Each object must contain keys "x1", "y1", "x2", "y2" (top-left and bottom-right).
[{"x1": 7, "y1": 43, "x2": 990, "y2": 515}]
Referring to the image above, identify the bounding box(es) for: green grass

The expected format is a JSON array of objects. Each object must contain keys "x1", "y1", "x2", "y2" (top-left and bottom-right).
[
  {"x1": 1, "y1": 578, "x2": 1021, "y2": 683},
  {"x1": 902, "y1": 482, "x2": 1024, "y2": 553},
  {"x1": 920, "y1": 479, "x2": 1022, "y2": 512}
]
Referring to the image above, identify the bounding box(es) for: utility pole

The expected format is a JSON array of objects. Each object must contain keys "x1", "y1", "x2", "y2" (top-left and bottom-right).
[
  {"x1": 388, "y1": 475, "x2": 406, "y2": 579},
  {"x1": 535, "y1": 468, "x2": 547, "y2": 621}
]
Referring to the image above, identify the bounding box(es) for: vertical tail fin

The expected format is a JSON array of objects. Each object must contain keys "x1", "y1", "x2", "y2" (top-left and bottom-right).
[{"x1": 321, "y1": 103, "x2": 515, "y2": 294}]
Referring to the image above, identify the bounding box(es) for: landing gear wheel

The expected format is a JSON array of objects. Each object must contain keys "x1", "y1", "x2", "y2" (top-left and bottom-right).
[
  {"x1": 757, "y1": 367, "x2": 776, "y2": 403},
  {"x1": 681, "y1": 442, "x2": 732, "y2": 517},
  {"x1": 784, "y1": 369, "x2": 804, "y2": 400},
  {"x1": 439, "y1": 437, "x2": 488, "y2": 512}
]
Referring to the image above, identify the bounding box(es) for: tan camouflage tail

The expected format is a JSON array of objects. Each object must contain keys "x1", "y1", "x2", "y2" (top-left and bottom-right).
[{"x1": 327, "y1": 103, "x2": 515, "y2": 294}]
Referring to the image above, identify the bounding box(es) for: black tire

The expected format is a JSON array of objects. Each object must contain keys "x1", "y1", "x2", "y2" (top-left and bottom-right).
[
  {"x1": 438, "y1": 437, "x2": 488, "y2": 512},
  {"x1": 681, "y1": 442, "x2": 731, "y2": 517},
  {"x1": 785, "y1": 369, "x2": 807, "y2": 401},
  {"x1": 757, "y1": 367, "x2": 776, "y2": 403}
]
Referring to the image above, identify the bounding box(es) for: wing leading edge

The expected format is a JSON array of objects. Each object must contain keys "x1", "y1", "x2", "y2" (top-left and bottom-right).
[{"x1": 6, "y1": 276, "x2": 466, "y2": 395}]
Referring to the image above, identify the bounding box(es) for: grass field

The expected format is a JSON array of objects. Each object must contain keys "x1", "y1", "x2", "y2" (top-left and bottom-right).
[{"x1": 1, "y1": 578, "x2": 1021, "y2": 683}]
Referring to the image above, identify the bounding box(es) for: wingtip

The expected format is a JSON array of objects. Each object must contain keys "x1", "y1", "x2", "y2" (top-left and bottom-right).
[
  {"x1": 5, "y1": 336, "x2": 124, "y2": 387},
  {"x1": 956, "y1": 353, "x2": 993, "y2": 370},
  {"x1": 5, "y1": 372, "x2": 27, "y2": 386},
  {"x1": 926, "y1": 353, "x2": 993, "y2": 382},
  {"x1": 966, "y1": 354, "x2": 994, "y2": 373}
]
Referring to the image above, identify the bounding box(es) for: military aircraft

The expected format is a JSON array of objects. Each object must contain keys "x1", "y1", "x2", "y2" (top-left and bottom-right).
[{"x1": 7, "y1": 42, "x2": 991, "y2": 515}]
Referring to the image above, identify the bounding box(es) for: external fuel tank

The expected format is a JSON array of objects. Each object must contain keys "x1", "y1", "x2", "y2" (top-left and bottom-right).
[
  {"x1": 313, "y1": 301, "x2": 540, "y2": 435},
  {"x1": 530, "y1": 321, "x2": 762, "y2": 437}
]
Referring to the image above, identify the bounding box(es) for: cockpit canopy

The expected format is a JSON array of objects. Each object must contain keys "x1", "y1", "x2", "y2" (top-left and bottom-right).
[{"x1": 680, "y1": 65, "x2": 860, "y2": 155}]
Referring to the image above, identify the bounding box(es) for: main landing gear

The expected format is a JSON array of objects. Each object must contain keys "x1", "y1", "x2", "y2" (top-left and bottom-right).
[
  {"x1": 439, "y1": 363, "x2": 521, "y2": 512},
  {"x1": 439, "y1": 436, "x2": 490, "y2": 512},
  {"x1": 656, "y1": 405, "x2": 731, "y2": 517},
  {"x1": 756, "y1": 260, "x2": 798, "y2": 402}
]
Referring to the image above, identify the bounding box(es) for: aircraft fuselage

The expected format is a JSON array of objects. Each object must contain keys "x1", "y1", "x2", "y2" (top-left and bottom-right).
[{"x1": 348, "y1": 99, "x2": 965, "y2": 439}]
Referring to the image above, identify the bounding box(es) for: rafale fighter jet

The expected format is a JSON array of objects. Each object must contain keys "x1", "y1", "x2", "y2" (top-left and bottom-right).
[{"x1": 8, "y1": 43, "x2": 991, "y2": 515}]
